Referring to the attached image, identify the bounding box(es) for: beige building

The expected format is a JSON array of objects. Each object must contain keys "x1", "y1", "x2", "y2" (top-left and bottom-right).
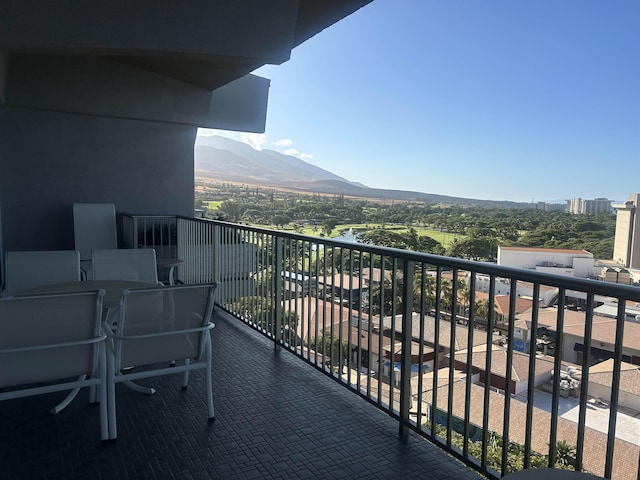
[
  {"x1": 519, "y1": 307, "x2": 640, "y2": 367},
  {"x1": 613, "y1": 193, "x2": 640, "y2": 269},
  {"x1": 588, "y1": 359, "x2": 640, "y2": 412}
]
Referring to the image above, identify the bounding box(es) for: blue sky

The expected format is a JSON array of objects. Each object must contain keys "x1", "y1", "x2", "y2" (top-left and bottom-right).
[{"x1": 198, "y1": 0, "x2": 639, "y2": 203}]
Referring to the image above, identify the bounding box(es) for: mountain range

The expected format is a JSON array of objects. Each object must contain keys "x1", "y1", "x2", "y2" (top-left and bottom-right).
[{"x1": 195, "y1": 135, "x2": 531, "y2": 208}]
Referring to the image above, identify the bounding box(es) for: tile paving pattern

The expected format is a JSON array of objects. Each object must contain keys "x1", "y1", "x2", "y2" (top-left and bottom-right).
[{"x1": 0, "y1": 310, "x2": 486, "y2": 479}]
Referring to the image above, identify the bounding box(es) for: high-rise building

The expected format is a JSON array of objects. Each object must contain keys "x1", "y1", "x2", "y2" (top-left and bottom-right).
[
  {"x1": 612, "y1": 193, "x2": 640, "y2": 268},
  {"x1": 568, "y1": 197, "x2": 612, "y2": 215}
]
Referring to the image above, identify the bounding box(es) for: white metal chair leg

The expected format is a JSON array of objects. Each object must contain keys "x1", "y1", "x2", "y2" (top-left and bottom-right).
[
  {"x1": 98, "y1": 345, "x2": 108, "y2": 442},
  {"x1": 50, "y1": 374, "x2": 86, "y2": 414},
  {"x1": 107, "y1": 347, "x2": 117, "y2": 440},
  {"x1": 182, "y1": 359, "x2": 190, "y2": 389},
  {"x1": 205, "y1": 338, "x2": 214, "y2": 421}
]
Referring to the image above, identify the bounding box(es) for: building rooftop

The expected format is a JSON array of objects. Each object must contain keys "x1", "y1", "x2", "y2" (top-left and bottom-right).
[
  {"x1": 523, "y1": 307, "x2": 640, "y2": 349},
  {"x1": 0, "y1": 309, "x2": 484, "y2": 480},
  {"x1": 450, "y1": 346, "x2": 555, "y2": 382},
  {"x1": 590, "y1": 359, "x2": 640, "y2": 397},
  {"x1": 475, "y1": 292, "x2": 534, "y2": 318},
  {"x1": 379, "y1": 313, "x2": 503, "y2": 352},
  {"x1": 499, "y1": 246, "x2": 593, "y2": 255}
]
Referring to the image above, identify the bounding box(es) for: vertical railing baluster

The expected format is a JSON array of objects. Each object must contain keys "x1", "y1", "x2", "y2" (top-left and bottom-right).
[
  {"x1": 431, "y1": 265, "x2": 442, "y2": 439},
  {"x1": 338, "y1": 247, "x2": 349, "y2": 378},
  {"x1": 481, "y1": 274, "x2": 496, "y2": 472},
  {"x1": 314, "y1": 239, "x2": 320, "y2": 368},
  {"x1": 463, "y1": 271, "x2": 475, "y2": 459},
  {"x1": 274, "y1": 236, "x2": 283, "y2": 349},
  {"x1": 399, "y1": 259, "x2": 415, "y2": 439},
  {"x1": 524, "y1": 282, "x2": 541, "y2": 469},
  {"x1": 389, "y1": 257, "x2": 398, "y2": 414},
  {"x1": 549, "y1": 288, "x2": 566, "y2": 468},
  {"x1": 447, "y1": 268, "x2": 459, "y2": 447},
  {"x1": 330, "y1": 245, "x2": 336, "y2": 374},
  {"x1": 416, "y1": 262, "x2": 426, "y2": 430},
  {"x1": 350, "y1": 248, "x2": 357, "y2": 388},
  {"x1": 501, "y1": 278, "x2": 518, "y2": 476},
  {"x1": 604, "y1": 298, "x2": 626, "y2": 478},
  {"x1": 322, "y1": 244, "x2": 328, "y2": 371},
  {"x1": 377, "y1": 255, "x2": 385, "y2": 406},
  {"x1": 576, "y1": 291, "x2": 594, "y2": 473}
]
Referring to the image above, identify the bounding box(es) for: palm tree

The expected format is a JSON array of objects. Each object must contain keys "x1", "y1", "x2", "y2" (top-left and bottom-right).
[
  {"x1": 554, "y1": 440, "x2": 577, "y2": 468},
  {"x1": 413, "y1": 270, "x2": 436, "y2": 314},
  {"x1": 474, "y1": 298, "x2": 500, "y2": 327},
  {"x1": 440, "y1": 279, "x2": 453, "y2": 312},
  {"x1": 456, "y1": 278, "x2": 470, "y2": 317}
]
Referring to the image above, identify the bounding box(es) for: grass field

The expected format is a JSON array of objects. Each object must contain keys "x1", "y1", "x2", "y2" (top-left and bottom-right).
[
  {"x1": 297, "y1": 223, "x2": 463, "y2": 248},
  {"x1": 203, "y1": 204, "x2": 463, "y2": 248},
  {"x1": 203, "y1": 200, "x2": 224, "y2": 210}
]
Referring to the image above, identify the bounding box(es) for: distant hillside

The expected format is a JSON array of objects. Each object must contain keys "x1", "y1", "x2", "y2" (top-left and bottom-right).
[{"x1": 195, "y1": 135, "x2": 531, "y2": 208}]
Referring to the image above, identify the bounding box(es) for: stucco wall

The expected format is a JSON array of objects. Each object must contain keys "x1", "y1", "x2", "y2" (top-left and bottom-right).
[{"x1": 0, "y1": 107, "x2": 196, "y2": 252}]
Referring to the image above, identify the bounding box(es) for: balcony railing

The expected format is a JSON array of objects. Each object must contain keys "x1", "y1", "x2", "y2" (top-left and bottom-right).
[{"x1": 121, "y1": 214, "x2": 640, "y2": 479}]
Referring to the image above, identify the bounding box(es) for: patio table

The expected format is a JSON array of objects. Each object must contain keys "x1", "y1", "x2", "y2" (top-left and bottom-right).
[{"x1": 155, "y1": 258, "x2": 184, "y2": 285}]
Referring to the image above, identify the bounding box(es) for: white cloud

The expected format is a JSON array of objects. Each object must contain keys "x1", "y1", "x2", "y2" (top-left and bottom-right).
[
  {"x1": 272, "y1": 139, "x2": 293, "y2": 147},
  {"x1": 197, "y1": 129, "x2": 266, "y2": 150},
  {"x1": 239, "y1": 132, "x2": 267, "y2": 151},
  {"x1": 197, "y1": 129, "x2": 313, "y2": 160}
]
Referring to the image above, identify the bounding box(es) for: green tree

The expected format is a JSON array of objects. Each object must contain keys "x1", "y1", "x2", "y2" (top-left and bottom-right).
[
  {"x1": 312, "y1": 333, "x2": 350, "y2": 368},
  {"x1": 323, "y1": 219, "x2": 338, "y2": 236}
]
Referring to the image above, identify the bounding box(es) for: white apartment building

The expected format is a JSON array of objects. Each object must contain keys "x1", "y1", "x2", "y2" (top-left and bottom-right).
[
  {"x1": 468, "y1": 272, "x2": 559, "y2": 306},
  {"x1": 536, "y1": 202, "x2": 567, "y2": 212},
  {"x1": 567, "y1": 197, "x2": 612, "y2": 215},
  {"x1": 497, "y1": 246, "x2": 597, "y2": 278}
]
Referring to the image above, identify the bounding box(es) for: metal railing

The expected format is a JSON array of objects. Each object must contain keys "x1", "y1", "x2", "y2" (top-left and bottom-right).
[{"x1": 123, "y1": 215, "x2": 640, "y2": 479}]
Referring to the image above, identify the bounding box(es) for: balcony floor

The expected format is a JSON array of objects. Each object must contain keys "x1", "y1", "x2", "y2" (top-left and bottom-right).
[{"x1": 0, "y1": 309, "x2": 486, "y2": 479}]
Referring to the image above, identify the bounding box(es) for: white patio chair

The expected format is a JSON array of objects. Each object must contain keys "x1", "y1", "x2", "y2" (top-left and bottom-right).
[
  {"x1": 0, "y1": 290, "x2": 108, "y2": 442},
  {"x1": 73, "y1": 203, "x2": 118, "y2": 280},
  {"x1": 92, "y1": 248, "x2": 162, "y2": 286},
  {"x1": 3, "y1": 250, "x2": 81, "y2": 295},
  {"x1": 104, "y1": 283, "x2": 217, "y2": 440}
]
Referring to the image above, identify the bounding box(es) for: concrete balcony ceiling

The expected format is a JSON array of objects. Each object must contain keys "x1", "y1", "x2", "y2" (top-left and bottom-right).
[
  {"x1": 0, "y1": 1, "x2": 372, "y2": 253},
  {"x1": 0, "y1": 0, "x2": 372, "y2": 91}
]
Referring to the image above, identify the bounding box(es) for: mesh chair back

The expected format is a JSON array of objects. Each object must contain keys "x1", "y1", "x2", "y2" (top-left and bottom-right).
[
  {"x1": 0, "y1": 291, "x2": 104, "y2": 387},
  {"x1": 4, "y1": 250, "x2": 81, "y2": 294},
  {"x1": 114, "y1": 284, "x2": 215, "y2": 370},
  {"x1": 73, "y1": 203, "x2": 117, "y2": 261},
  {"x1": 92, "y1": 248, "x2": 159, "y2": 284}
]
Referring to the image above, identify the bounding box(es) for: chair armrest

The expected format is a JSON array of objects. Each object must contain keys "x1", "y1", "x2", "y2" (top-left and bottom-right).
[
  {"x1": 0, "y1": 333, "x2": 106, "y2": 354},
  {"x1": 106, "y1": 322, "x2": 215, "y2": 341}
]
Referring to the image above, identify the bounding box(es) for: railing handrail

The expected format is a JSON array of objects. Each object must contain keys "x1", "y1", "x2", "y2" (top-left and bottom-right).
[{"x1": 168, "y1": 216, "x2": 640, "y2": 301}]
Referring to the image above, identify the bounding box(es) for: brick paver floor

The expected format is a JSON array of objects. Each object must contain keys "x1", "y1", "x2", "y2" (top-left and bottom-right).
[{"x1": 0, "y1": 309, "x2": 486, "y2": 479}]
